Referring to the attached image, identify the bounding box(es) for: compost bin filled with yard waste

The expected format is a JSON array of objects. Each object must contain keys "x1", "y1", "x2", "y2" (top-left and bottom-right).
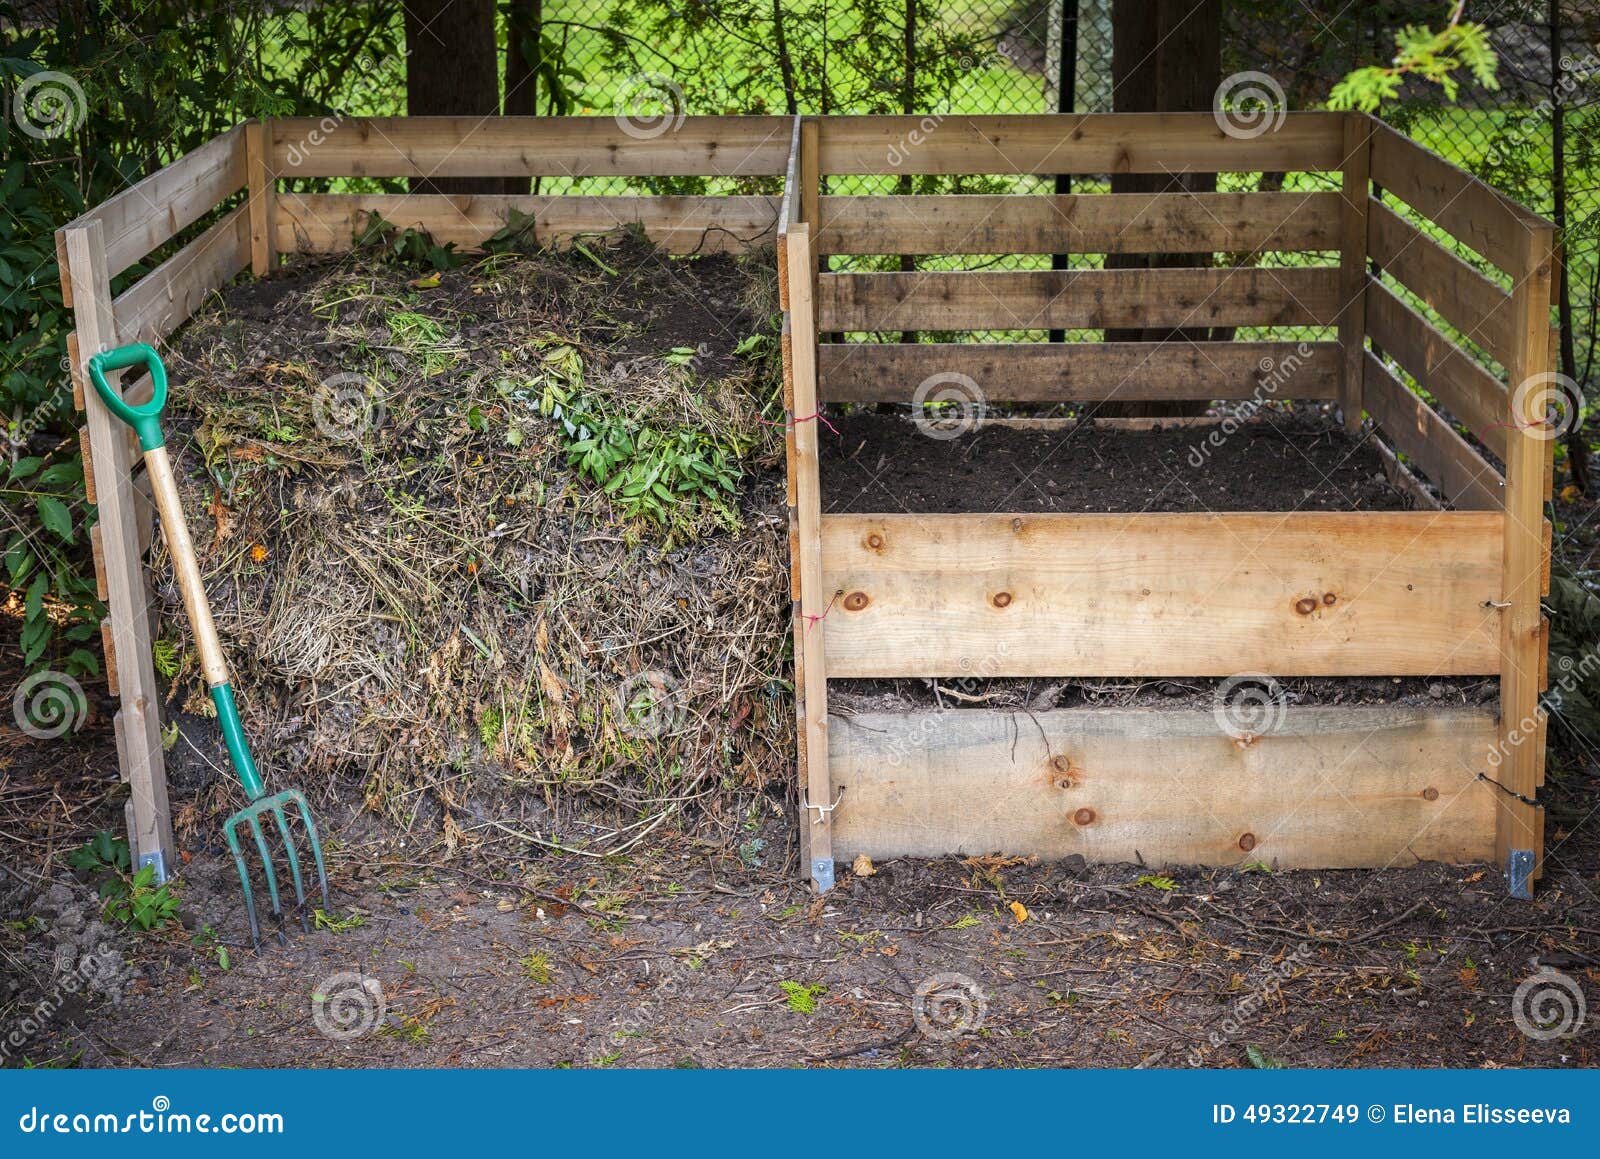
[{"x1": 153, "y1": 233, "x2": 794, "y2": 857}]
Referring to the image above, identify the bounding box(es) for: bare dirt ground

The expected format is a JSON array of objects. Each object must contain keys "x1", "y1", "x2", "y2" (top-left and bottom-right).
[{"x1": 2, "y1": 705, "x2": 1598, "y2": 1070}]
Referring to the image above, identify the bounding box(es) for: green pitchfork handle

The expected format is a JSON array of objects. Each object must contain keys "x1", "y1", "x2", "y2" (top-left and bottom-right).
[{"x1": 86, "y1": 344, "x2": 267, "y2": 802}]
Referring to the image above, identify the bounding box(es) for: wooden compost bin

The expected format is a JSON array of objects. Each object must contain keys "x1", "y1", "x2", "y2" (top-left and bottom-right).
[
  {"x1": 55, "y1": 114, "x2": 794, "y2": 880},
  {"x1": 55, "y1": 112, "x2": 1555, "y2": 898},
  {"x1": 775, "y1": 113, "x2": 1557, "y2": 897}
]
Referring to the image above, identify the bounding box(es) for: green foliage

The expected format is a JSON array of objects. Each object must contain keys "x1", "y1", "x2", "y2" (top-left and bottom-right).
[
  {"x1": 353, "y1": 211, "x2": 463, "y2": 270},
  {"x1": 67, "y1": 831, "x2": 180, "y2": 932},
  {"x1": 1330, "y1": 14, "x2": 1499, "y2": 113},
  {"x1": 778, "y1": 979, "x2": 825, "y2": 1014}
]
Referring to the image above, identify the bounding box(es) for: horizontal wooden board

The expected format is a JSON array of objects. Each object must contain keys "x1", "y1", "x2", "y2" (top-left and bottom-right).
[
  {"x1": 276, "y1": 193, "x2": 779, "y2": 254},
  {"x1": 1369, "y1": 121, "x2": 1552, "y2": 277},
  {"x1": 829, "y1": 705, "x2": 1498, "y2": 867},
  {"x1": 815, "y1": 191, "x2": 1340, "y2": 255},
  {"x1": 816, "y1": 113, "x2": 1345, "y2": 175},
  {"x1": 817, "y1": 340, "x2": 1340, "y2": 402},
  {"x1": 1364, "y1": 352, "x2": 1504, "y2": 510},
  {"x1": 817, "y1": 266, "x2": 1340, "y2": 331},
  {"x1": 1367, "y1": 200, "x2": 1515, "y2": 367},
  {"x1": 820, "y1": 512, "x2": 1504, "y2": 677},
  {"x1": 270, "y1": 116, "x2": 792, "y2": 177},
  {"x1": 112, "y1": 205, "x2": 251, "y2": 347},
  {"x1": 57, "y1": 124, "x2": 247, "y2": 288},
  {"x1": 1364, "y1": 280, "x2": 1507, "y2": 459}
]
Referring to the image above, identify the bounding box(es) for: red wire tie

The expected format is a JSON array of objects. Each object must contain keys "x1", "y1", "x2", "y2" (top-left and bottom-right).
[
  {"x1": 802, "y1": 590, "x2": 841, "y2": 633},
  {"x1": 762, "y1": 410, "x2": 839, "y2": 436}
]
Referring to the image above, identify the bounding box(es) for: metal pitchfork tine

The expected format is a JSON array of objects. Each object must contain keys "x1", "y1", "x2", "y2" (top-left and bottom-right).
[{"x1": 87, "y1": 343, "x2": 330, "y2": 948}]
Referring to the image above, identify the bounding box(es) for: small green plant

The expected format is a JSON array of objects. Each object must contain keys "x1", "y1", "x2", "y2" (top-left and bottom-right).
[
  {"x1": 353, "y1": 212, "x2": 462, "y2": 270},
  {"x1": 313, "y1": 909, "x2": 366, "y2": 933},
  {"x1": 520, "y1": 951, "x2": 553, "y2": 984},
  {"x1": 192, "y1": 925, "x2": 231, "y2": 971},
  {"x1": 151, "y1": 638, "x2": 181, "y2": 679},
  {"x1": 778, "y1": 980, "x2": 825, "y2": 1014},
  {"x1": 68, "y1": 831, "x2": 180, "y2": 932},
  {"x1": 1134, "y1": 874, "x2": 1177, "y2": 891}
]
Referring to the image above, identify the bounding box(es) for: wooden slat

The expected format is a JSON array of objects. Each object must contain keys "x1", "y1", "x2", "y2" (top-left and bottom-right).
[
  {"x1": 816, "y1": 112, "x2": 1345, "y2": 175},
  {"x1": 1338, "y1": 114, "x2": 1372, "y2": 433},
  {"x1": 829, "y1": 705, "x2": 1497, "y2": 867},
  {"x1": 56, "y1": 124, "x2": 248, "y2": 283},
  {"x1": 1367, "y1": 200, "x2": 1515, "y2": 367},
  {"x1": 815, "y1": 191, "x2": 1340, "y2": 255},
  {"x1": 270, "y1": 115, "x2": 792, "y2": 178},
  {"x1": 275, "y1": 192, "x2": 779, "y2": 255},
  {"x1": 783, "y1": 223, "x2": 834, "y2": 888},
  {"x1": 1363, "y1": 352, "x2": 1503, "y2": 510},
  {"x1": 245, "y1": 118, "x2": 277, "y2": 276},
  {"x1": 818, "y1": 340, "x2": 1340, "y2": 402},
  {"x1": 820, "y1": 511, "x2": 1503, "y2": 678},
  {"x1": 1364, "y1": 280, "x2": 1507, "y2": 459},
  {"x1": 1496, "y1": 227, "x2": 1557, "y2": 871},
  {"x1": 817, "y1": 266, "x2": 1340, "y2": 331},
  {"x1": 112, "y1": 205, "x2": 251, "y2": 347},
  {"x1": 63, "y1": 220, "x2": 174, "y2": 876},
  {"x1": 1369, "y1": 121, "x2": 1552, "y2": 277}
]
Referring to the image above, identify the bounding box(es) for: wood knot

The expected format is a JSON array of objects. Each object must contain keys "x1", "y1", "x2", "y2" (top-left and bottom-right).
[
  {"x1": 1294, "y1": 597, "x2": 1318, "y2": 616},
  {"x1": 991, "y1": 591, "x2": 1013, "y2": 608},
  {"x1": 1011, "y1": 518, "x2": 1023, "y2": 533},
  {"x1": 1049, "y1": 754, "x2": 1076, "y2": 789},
  {"x1": 1238, "y1": 832, "x2": 1256, "y2": 852},
  {"x1": 1421, "y1": 786, "x2": 1439, "y2": 801},
  {"x1": 1322, "y1": 591, "x2": 1337, "y2": 606},
  {"x1": 843, "y1": 591, "x2": 869, "y2": 612},
  {"x1": 1072, "y1": 807, "x2": 1096, "y2": 827}
]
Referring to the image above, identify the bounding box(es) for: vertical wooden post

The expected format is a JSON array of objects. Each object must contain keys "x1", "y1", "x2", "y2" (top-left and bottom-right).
[
  {"x1": 783, "y1": 222, "x2": 834, "y2": 892},
  {"x1": 62, "y1": 220, "x2": 175, "y2": 880},
  {"x1": 245, "y1": 118, "x2": 277, "y2": 277},
  {"x1": 799, "y1": 117, "x2": 819, "y2": 250},
  {"x1": 1337, "y1": 112, "x2": 1373, "y2": 434},
  {"x1": 1497, "y1": 224, "x2": 1556, "y2": 892}
]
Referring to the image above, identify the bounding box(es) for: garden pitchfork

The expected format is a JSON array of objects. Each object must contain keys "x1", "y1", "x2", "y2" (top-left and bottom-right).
[{"x1": 87, "y1": 343, "x2": 329, "y2": 947}]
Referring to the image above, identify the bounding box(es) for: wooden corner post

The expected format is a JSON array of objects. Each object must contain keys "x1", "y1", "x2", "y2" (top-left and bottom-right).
[
  {"x1": 245, "y1": 118, "x2": 277, "y2": 276},
  {"x1": 1497, "y1": 222, "x2": 1556, "y2": 896},
  {"x1": 1337, "y1": 112, "x2": 1373, "y2": 434},
  {"x1": 61, "y1": 219, "x2": 176, "y2": 880}
]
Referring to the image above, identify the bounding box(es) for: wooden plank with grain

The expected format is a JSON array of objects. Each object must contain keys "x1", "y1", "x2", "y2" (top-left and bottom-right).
[
  {"x1": 829, "y1": 705, "x2": 1498, "y2": 866},
  {"x1": 819, "y1": 511, "x2": 1504, "y2": 678},
  {"x1": 1362, "y1": 351, "x2": 1503, "y2": 510},
  {"x1": 112, "y1": 206, "x2": 251, "y2": 348}
]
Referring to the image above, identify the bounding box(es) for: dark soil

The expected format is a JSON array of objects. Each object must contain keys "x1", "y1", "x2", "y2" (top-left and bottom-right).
[{"x1": 820, "y1": 410, "x2": 1414, "y2": 514}]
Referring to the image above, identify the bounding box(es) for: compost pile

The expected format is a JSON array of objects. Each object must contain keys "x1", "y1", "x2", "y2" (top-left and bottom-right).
[{"x1": 157, "y1": 234, "x2": 791, "y2": 855}]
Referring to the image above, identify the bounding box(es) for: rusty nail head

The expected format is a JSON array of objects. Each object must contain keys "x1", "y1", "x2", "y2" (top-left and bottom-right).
[
  {"x1": 843, "y1": 591, "x2": 869, "y2": 611},
  {"x1": 865, "y1": 533, "x2": 885, "y2": 550}
]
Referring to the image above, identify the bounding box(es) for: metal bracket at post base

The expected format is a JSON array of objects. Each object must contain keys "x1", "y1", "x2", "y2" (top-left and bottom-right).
[
  {"x1": 138, "y1": 848, "x2": 170, "y2": 884},
  {"x1": 810, "y1": 858, "x2": 835, "y2": 893},
  {"x1": 1506, "y1": 849, "x2": 1535, "y2": 900}
]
